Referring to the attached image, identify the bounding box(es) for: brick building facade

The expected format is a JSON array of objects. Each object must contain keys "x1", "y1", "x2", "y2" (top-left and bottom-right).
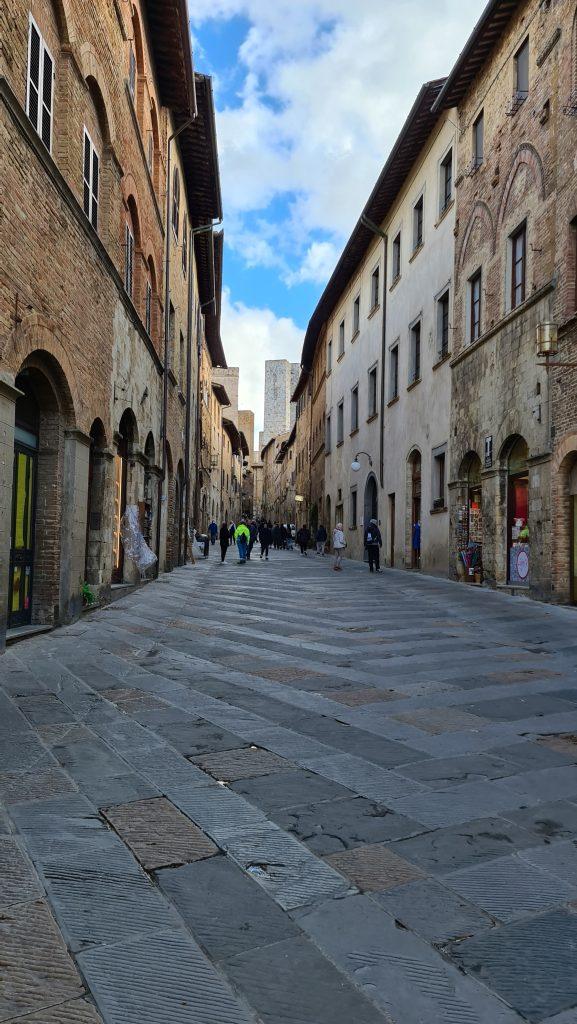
[{"x1": 0, "y1": 0, "x2": 224, "y2": 648}]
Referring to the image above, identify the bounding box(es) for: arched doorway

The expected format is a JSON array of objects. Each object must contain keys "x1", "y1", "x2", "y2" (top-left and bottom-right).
[
  {"x1": 112, "y1": 409, "x2": 138, "y2": 583},
  {"x1": 325, "y1": 494, "x2": 331, "y2": 529},
  {"x1": 85, "y1": 418, "x2": 107, "y2": 586},
  {"x1": 506, "y1": 436, "x2": 529, "y2": 584},
  {"x1": 144, "y1": 432, "x2": 156, "y2": 554},
  {"x1": 456, "y1": 451, "x2": 483, "y2": 583},
  {"x1": 176, "y1": 460, "x2": 185, "y2": 566},
  {"x1": 165, "y1": 441, "x2": 174, "y2": 570},
  {"x1": 364, "y1": 474, "x2": 378, "y2": 563},
  {"x1": 9, "y1": 377, "x2": 39, "y2": 627},
  {"x1": 409, "y1": 451, "x2": 421, "y2": 569}
]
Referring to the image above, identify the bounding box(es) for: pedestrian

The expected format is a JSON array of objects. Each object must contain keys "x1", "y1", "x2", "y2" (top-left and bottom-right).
[
  {"x1": 229, "y1": 521, "x2": 236, "y2": 546},
  {"x1": 208, "y1": 519, "x2": 218, "y2": 545},
  {"x1": 286, "y1": 524, "x2": 294, "y2": 551},
  {"x1": 234, "y1": 519, "x2": 250, "y2": 564},
  {"x1": 247, "y1": 520, "x2": 258, "y2": 560},
  {"x1": 364, "y1": 518, "x2": 383, "y2": 573},
  {"x1": 332, "y1": 522, "x2": 346, "y2": 571},
  {"x1": 297, "y1": 524, "x2": 310, "y2": 555},
  {"x1": 315, "y1": 523, "x2": 327, "y2": 556},
  {"x1": 281, "y1": 524, "x2": 288, "y2": 549},
  {"x1": 195, "y1": 529, "x2": 209, "y2": 558},
  {"x1": 259, "y1": 520, "x2": 272, "y2": 560},
  {"x1": 219, "y1": 522, "x2": 229, "y2": 563},
  {"x1": 272, "y1": 523, "x2": 281, "y2": 549}
]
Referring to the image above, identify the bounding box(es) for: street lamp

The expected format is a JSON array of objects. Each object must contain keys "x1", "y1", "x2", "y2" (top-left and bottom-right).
[{"x1": 351, "y1": 451, "x2": 373, "y2": 472}]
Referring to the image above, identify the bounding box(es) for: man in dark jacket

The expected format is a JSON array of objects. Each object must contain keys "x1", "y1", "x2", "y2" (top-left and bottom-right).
[
  {"x1": 219, "y1": 522, "x2": 230, "y2": 562},
  {"x1": 364, "y1": 518, "x2": 383, "y2": 573},
  {"x1": 259, "y1": 521, "x2": 272, "y2": 560},
  {"x1": 297, "y1": 525, "x2": 311, "y2": 556},
  {"x1": 315, "y1": 524, "x2": 327, "y2": 556},
  {"x1": 247, "y1": 520, "x2": 258, "y2": 560}
]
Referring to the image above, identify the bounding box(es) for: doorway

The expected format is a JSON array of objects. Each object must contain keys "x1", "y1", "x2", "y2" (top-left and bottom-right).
[
  {"x1": 388, "y1": 493, "x2": 395, "y2": 567},
  {"x1": 410, "y1": 451, "x2": 421, "y2": 569},
  {"x1": 9, "y1": 380, "x2": 39, "y2": 627},
  {"x1": 507, "y1": 436, "x2": 529, "y2": 585},
  {"x1": 112, "y1": 409, "x2": 137, "y2": 583}
]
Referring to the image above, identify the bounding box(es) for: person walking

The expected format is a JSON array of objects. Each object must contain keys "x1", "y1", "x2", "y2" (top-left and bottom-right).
[
  {"x1": 234, "y1": 520, "x2": 250, "y2": 564},
  {"x1": 332, "y1": 522, "x2": 346, "y2": 571},
  {"x1": 286, "y1": 525, "x2": 294, "y2": 551},
  {"x1": 297, "y1": 524, "x2": 310, "y2": 555},
  {"x1": 364, "y1": 518, "x2": 383, "y2": 573},
  {"x1": 258, "y1": 521, "x2": 272, "y2": 560},
  {"x1": 247, "y1": 520, "x2": 258, "y2": 560},
  {"x1": 219, "y1": 522, "x2": 230, "y2": 563},
  {"x1": 272, "y1": 523, "x2": 281, "y2": 549},
  {"x1": 208, "y1": 520, "x2": 218, "y2": 545},
  {"x1": 229, "y1": 521, "x2": 236, "y2": 546},
  {"x1": 315, "y1": 524, "x2": 327, "y2": 556}
]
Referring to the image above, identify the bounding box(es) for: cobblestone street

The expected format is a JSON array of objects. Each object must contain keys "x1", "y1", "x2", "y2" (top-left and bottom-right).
[{"x1": 2, "y1": 551, "x2": 577, "y2": 1023}]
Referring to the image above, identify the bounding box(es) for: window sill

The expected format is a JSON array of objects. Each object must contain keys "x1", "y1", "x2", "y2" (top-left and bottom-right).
[
  {"x1": 336, "y1": 440, "x2": 344, "y2": 448},
  {"x1": 349, "y1": 428, "x2": 359, "y2": 437},
  {"x1": 337, "y1": 352, "x2": 345, "y2": 363},
  {"x1": 432, "y1": 352, "x2": 451, "y2": 370},
  {"x1": 409, "y1": 243, "x2": 424, "y2": 264},
  {"x1": 430, "y1": 505, "x2": 448, "y2": 515},
  {"x1": 366, "y1": 412, "x2": 378, "y2": 423},
  {"x1": 389, "y1": 275, "x2": 401, "y2": 292},
  {"x1": 367, "y1": 304, "x2": 380, "y2": 320},
  {"x1": 387, "y1": 395, "x2": 399, "y2": 408},
  {"x1": 407, "y1": 377, "x2": 421, "y2": 392},
  {"x1": 351, "y1": 329, "x2": 360, "y2": 342},
  {"x1": 435, "y1": 198, "x2": 454, "y2": 227}
]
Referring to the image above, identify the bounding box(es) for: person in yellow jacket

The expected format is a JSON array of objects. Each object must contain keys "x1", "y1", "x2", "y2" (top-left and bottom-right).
[{"x1": 234, "y1": 520, "x2": 250, "y2": 564}]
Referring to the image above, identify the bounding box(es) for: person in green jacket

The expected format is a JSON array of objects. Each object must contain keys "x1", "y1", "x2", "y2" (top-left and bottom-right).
[{"x1": 234, "y1": 520, "x2": 250, "y2": 564}]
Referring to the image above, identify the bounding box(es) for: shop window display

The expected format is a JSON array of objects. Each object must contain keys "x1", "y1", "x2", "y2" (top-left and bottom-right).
[{"x1": 507, "y1": 437, "x2": 529, "y2": 585}]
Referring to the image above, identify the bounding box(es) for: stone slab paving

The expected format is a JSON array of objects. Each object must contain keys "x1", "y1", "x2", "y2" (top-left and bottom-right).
[{"x1": 3, "y1": 551, "x2": 577, "y2": 1021}]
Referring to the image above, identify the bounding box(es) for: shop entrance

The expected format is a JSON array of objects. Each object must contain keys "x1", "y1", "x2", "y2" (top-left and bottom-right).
[
  {"x1": 9, "y1": 380, "x2": 39, "y2": 627},
  {"x1": 112, "y1": 409, "x2": 137, "y2": 583},
  {"x1": 507, "y1": 436, "x2": 529, "y2": 585}
]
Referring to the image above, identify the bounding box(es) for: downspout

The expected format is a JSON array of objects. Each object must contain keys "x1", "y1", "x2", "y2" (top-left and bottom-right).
[
  {"x1": 194, "y1": 317, "x2": 202, "y2": 530},
  {"x1": 361, "y1": 215, "x2": 388, "y2": 489},
  {"x1": 183, "y1": 220, "x2": 193, "y2": 562},
  {"x1": 156, "y1": 113, "x2": 196, "y2": 567}
]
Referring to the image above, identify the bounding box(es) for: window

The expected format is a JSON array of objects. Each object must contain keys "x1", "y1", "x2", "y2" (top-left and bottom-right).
[
  {"x1": 440, "y1": 149, "x2": 453, "y2": 212},
  {"x1": 437, "y1": 290, "x2": 450, "y2": 360},
  {"x1": 327, "y1": 338, "x2": 332, "y2": 373},
  {"x1": 511, "y1": 222, "x2": 527, "y2": 309},
  {"x1": 147, "y1": 131, "x2": 153, "y2": 171},
  {"x1": 473, "y1": 111, "x2": 484, "y2": 168},
  {"x1": 350, "y1": 489, "x2": 358, "y2": 529},
  {"x1": 515, "y1": 37, "x2": 529, "y2": 99},
  {"x1": 169, "y1": 302, "x2": 175, "y2": 369},
  {"x1": 172, "y1": 167, "x2": 180, "y2": 238},
  {"x1": 179, "y1": 331, "x2": 185, "y2": 386},
  {"x1": 413, "y1": 195, "x2": 424, "y2": 251},
  {"x1": 27, "y1": 17, "x2": 53, "y2": 151},
  {"x1": 368, "y1": 365, "x2": 377, "y2": 418},
  {"x1": 129, "y1": 46, "x2": 136, "y2": 98},
  {"x1": 145, "y1": 280, "x2": 152, "y2": 335},
  {"x1": 392, "y1": 232, "x2": 401, "y2": 281},
  {"x1": 82, "y1": 129, "x2": 99, "y2": 230},
  {"x1": 353, "y1": 295, "x2": 360, "y2": 336},
  {"x1": 432, "y1": 448, "x2": 446, "y2": 508},
  {"x1": 389, "y1": 345, "x2": 399, "y2": 401},
  {"x1": 351, "y1": 384, "x2": 359, "y2": 433},
  {"x1": 469, "y1": 269, "x2": 482, "y2": 342},
  {"x1": 409, "y1": 321, "x2": 421, "y2": 384},
  {"x1": 326, "y1": 413, "x2": 331, "y2": 453},
  {"x1": 337, "y1": 400, "x2": 344, "y2": 445},
  {"x1": 371, "y1": 266, "x2": 380, "y2": 309},
  {"x1": 124, "y1": 223, "x2": 134, "y2": 297},
  {"x1": 182, "y1": 213, "x2": 188, "y2": 275},
  {"x1": 338, "y1": 319, "x2": 345, "y2": 357}
]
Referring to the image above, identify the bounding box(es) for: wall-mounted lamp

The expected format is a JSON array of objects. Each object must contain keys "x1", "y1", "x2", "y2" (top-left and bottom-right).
[
  {"x1": 536, "y1": 322, "x2": 558, "y2": 358},
  {"x1": 351, "y1": 451, "x2": 373, "y2": 472}
]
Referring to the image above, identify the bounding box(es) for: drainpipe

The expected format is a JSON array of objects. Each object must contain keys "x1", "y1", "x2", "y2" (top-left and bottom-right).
[
  {"x1": 361, "y1": 215, "x2": 388, "y2": 489},
  {"x1": 183, "y1": 220, "x2": 193, "y2": 562},
  {"x1": 156, "y1": 113, "x2": 196, "y2": 567}
]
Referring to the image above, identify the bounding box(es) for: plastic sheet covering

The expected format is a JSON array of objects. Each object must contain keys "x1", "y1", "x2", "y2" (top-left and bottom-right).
[{"x1": 120, "y1": 504, "x2": 158, "y2": 572}]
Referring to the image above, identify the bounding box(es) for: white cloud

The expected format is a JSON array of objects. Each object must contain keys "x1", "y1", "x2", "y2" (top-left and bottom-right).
[
  {"x1": 284, "y1": 240, "x2": 339, "y2": 286},
  {"x1": 192, "y1": 0, "x2": 486, "y2": 286},
  {"x1": 220, "y1": 288, "x2": 303, "y2": 443}
]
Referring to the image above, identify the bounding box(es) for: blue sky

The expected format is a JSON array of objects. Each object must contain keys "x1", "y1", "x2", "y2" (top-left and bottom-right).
[{"x1": 190, "y1": 0, "x2": 487, "y2": 438}]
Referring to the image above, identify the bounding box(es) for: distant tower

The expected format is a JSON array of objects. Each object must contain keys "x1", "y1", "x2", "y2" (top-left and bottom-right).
[{"x1": 259, "y1": 359, "x2": 301, "y2": 450}]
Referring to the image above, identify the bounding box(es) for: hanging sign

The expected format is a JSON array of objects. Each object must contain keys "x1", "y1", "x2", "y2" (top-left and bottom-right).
[{"x1": 484, "y1": 435, "x2": 493, "y2": 469}]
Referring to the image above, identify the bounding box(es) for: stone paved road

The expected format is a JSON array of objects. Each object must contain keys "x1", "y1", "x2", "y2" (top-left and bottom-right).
[{"x1": 2, "y1": 551, "x2": 577, "y2": 1023}]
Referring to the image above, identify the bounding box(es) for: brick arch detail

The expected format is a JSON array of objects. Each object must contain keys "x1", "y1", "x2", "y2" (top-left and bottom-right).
[
  {"x1": 458, "y1": 201, "x2": 495, "y2": 270},
  {"x1": 553, "y1": 433, "x2": 577, "y2": 474},
  {"x1": 497, "y1": 143, "x2": 546, "y2": 230},
  {"x1": 78, "y1": 44, "x2": 118, "y2": 148},
  {"x1": 3, "y1": 315, "x2": 81, "y2": 427}
]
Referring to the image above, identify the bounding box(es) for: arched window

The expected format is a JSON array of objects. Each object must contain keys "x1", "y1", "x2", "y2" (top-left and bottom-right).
[
  {"x1": 182, "y1": 212, "x2": 188, "y2": 275},
  {"x1": 172, "y1": 167, "x2": 180, "y2": 238}
]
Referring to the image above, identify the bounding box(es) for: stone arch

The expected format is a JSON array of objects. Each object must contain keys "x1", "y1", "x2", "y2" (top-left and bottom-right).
[
  {"x1": 499, "y1": 432, "x2": 528, "y2": 466},
  {"x1": 552, "y1": 433, "x2": 577, "y2": 602},
  {"x1": 78, "y1": 45, "x2": 117, "y2": 147},
  {"x1": 406, "y1": 447, "x2": 422, "y2": 569},
  {"x1": 497, "y1": 144, "x2": 546, "y2": 230},
  {"x1": 117, "y1": 406, "x2": 139, "y2": 449},
  {"x1": 5, "y1": 316, "x2": 80, "y2": 425},
  {"x1": 363, "y1": 472, "x2": 378, "y2": 524},
  {"x1": 458, "y1": 201, "x2": 495, "y2": 270},
  {"x1": 458, "y1": 449, "x2": 483, "y2": 481},
  {"x1": 85, "y1": 417, "x2": 109, "y2": 587}
]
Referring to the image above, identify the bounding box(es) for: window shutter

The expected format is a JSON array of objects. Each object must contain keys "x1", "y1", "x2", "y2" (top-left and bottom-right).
[
  {"x1": 41, "y1": 47, "x2": 53, "y2": 150},
  {"x1": 125, "y1": 224, "x2": 134, "y2": 297},
  {"x1": 129, "y1": 47, "x2": 136, "y2": 97},
  {"x1": 145, "y1": 281, "x2": 152, "y2": 334},
  {"x1": 27, "y1": 22, "x2": 41, "y2": 131},
  {"x1": 83, "y1": 131, "x2": 91, "y2": 217},
  {"x1": 91, "y1": 149, "x2": 99, "y2": 229}
]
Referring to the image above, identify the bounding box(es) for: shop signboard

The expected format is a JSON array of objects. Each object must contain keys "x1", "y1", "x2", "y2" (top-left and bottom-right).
[{"x1": 484, "y1": 436, "x2": 493, "y2": 469}]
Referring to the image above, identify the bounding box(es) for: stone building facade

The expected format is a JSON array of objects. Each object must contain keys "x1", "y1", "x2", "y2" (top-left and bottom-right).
[
  {"x1": 0, "y1": 0, "x2": 223, "y2": 647},
  {"x1": 258, "y1": 358, "x2": 300, "y2": 449},
  {"x1": 434, "y1": 0, "x2": 577, "y2": 600}
]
